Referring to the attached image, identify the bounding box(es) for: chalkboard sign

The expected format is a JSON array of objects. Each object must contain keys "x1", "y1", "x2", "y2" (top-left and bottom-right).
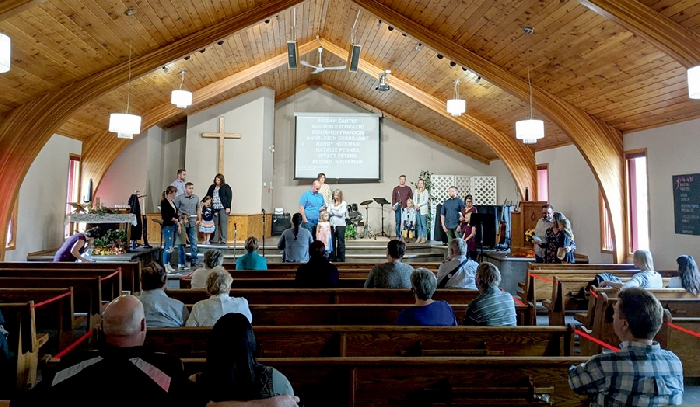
[{"x1": 673, "y1": 173, "x2": 700, "y2": 235}]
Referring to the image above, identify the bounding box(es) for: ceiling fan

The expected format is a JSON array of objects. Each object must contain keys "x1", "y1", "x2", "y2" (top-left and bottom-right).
[{"x1": 301, "y1": 47, "x2": 345, "y2": 74}]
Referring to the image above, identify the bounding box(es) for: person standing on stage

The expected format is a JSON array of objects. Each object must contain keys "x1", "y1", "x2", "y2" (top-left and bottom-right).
[
  {"x1": 392, "y1": 175, "x2": 413, "y2": 239},
  {"x1": 174, "y1": 182, "x2": 202, "y2": 269},
  {"x1": 206, "y1": 173, "x2": 232, "y2": 244},
  {"x1": 299, "y1": 180, "x2": 326, "y2": 239},
  {"x1": 440, "y1": 186, "x2": 465, "y2": 246},
  {"x1": 317, "y1": 173, "x2": 333, "y2": 207},
  {"x1": 414, "y1": 179, "x2": 429, "y2": 244},
  {"x1": 533, "y1": 204, "x2": 553, "y2": 263},
  {"x1": 328, "y1": 189, "x2": 347, "y2": 262},
  {"x1": 170, "y1": 169, "x2": 187, "y2": 197}
]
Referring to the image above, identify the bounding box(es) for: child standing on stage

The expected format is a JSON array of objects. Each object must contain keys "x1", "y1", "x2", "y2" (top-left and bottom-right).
[
  {"x1": 316, "y1": 211, "x2": 333, "y2": 257},
  {"x1": 199, "y1": 196, "x2": 216, "y2": 244},
  {"x1": 402, "y1": 198, "x2": 416, "y2": 242}
]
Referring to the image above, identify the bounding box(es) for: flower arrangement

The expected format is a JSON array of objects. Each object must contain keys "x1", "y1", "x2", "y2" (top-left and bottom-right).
[
  {"x1": 525, "y1": 228, "x2": 536, "y2": 243},
  {"x1": 93, "y1": 229, "x2": 127, "y2": 255}
]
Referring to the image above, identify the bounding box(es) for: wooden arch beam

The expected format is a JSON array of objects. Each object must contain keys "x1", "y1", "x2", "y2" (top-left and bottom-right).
[
  {"x1": 84, "y1": 41, "x2": 319, "y2": 199},
  {"x1": 576, "y1": 0, "x2": 700, "y2": 67},
  {"x1": 0, "y1": 0, "x2": 47, "y2": 21},
  {"x1": 0, "y1": 0, "x2": 305, "y2": 260},
  {"x1": 350, "y1": 0, "x2": 626, "y2": 262},
  {"x1": 320, "y1": 39, "x2": 536, "y2": 202}
]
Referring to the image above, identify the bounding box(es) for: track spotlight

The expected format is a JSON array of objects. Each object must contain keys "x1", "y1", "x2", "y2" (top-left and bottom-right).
[
  {"x1": 377, "y1": 19, "x2": 382, "y2": 28},
  {"x1": 450, "y1": 61, "x2": 456, "y2": 67},
  {"x1": 264, "y1": 19, "x2": 270, "y2": 24},
  {"x1": 462, "y1": 67, "x2": 467, "y2": 71},
  {"x1": 184, "y1": 56, "x2": 190, "y2": 60},
  {"x1": 217, "y1": 40, "x2": 224, "y2": 45},
  {"x1": 275, "y1": 14, "x2": 280, "y2": 21},
  {"x1": 415, "y1": 43, "x2": 422, "y2": 51},
  {"x1": 436, "y1": 54, "x2": 444, "y2": 59},
  {"x1": 199, "y1": 48, "x2": 206, "y2": 53},
  {"x1": 387, "y1": 26, "x2": 394, "y2": 31},
  {"x1": 401, "y1": 33, "x2": 406, "y2": 37},
  {"x1": 476, "y1": 76, "x2": 482, "y2": 84},
  {"x1": 162, "y1": 66, "x2": 169, "y2": 73}
]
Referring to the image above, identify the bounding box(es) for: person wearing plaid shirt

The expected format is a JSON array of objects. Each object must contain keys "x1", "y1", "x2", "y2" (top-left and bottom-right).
[{"x1": 568, "y1": 288, "x2": 684, "y2": 406}]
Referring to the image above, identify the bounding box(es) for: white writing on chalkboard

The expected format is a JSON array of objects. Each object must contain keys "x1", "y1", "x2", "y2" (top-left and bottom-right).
[{"x1": 673, "y1": 173, "x2": 700, "y2": 236}]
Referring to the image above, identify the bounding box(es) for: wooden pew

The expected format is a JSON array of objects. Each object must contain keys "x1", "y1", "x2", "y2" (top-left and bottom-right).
[
  {"x1": 528, "y1": 263, "x2": 636, "y2": 272},
  {"x1": 145, "y1": 325, "x2": 574, "y2": 358},
  {"x1": 0, "y1": 302, "x2": 49, "y2": 391},
  {"x1": 0, "y1": 261, "x2": 140, "y2": 294},
  {"x1": 177, "y1": 356, "x2": 589, "y2": 406},
  {"x1": 217, "y1": 303, "x2": 536, "y2": 326},
  {"x1": 166, "y1": 288, "x2": 481, "y2": 306},
  {"x1": 181, "y1": 277, "x2": 368, "y2": 289},
  {"x1": 226, "y1": 262, "x2": 442, "y2": 271},
  {"x1": 0, "y1": 267, "x2": 122, "y2": 300},
  {"x1": 0, "y1": 288, "x2": 74, "y2": 351}
]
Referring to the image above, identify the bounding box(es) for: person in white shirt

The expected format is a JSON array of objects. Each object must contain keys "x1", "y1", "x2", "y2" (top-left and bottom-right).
[
  {"x1": 328, "y1": 189, "x2": 347, "y2": 262},
  {"x1": 414, "y1": 179, "x2": 430, "y2": 244},
  {"x1": 533, "y1": 204, "x2": 553, "y2": 263},
  {"x1": 317, "y1": 173, "x2": 333, "y2": 207},
  {"x1": 436, "y1": 238, "x2": 478, "y2": 289},
  {"x1": 186, "y1": 270, "x2": 252, "y2": 326}
]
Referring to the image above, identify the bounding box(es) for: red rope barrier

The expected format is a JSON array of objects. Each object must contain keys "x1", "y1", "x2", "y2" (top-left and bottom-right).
[
  {"x1": 31, "y1": 291, "x2": 71, "y2": 309},
  {"x1": 54, "y1": 329, "x2": 94, "y2": 359},
  {"x1": 589, "y1": 289, "x2": 599, "y2": 299},
  {"x1": 574, "y1": 329, "x2": 620, "y2": 352},
  {"x1": 530, "y1": 273, "x2": 554, "y2": 284},
  {"x1": 100, "y1": 269, "x2": 121, "y2": 281},
  {"x1": 666, "y1": 322, "x2": 700, "y2": 339},
  {"x1": 513, "y1": 297, "x2": 526, "y2": 306}
]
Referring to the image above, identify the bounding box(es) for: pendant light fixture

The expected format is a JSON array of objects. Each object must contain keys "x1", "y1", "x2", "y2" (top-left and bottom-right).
[
  {"x1": 687, "y1": 66, "x2": 700, "y2": 99},
  {"x1": 171, "y1": 70, "x2": 193, "y2": 108},
  {"x1": 515, "y1": 27, "x2": 544, "y2": 144},
  {"x1": 446, "y1": 80, "x2": 466, "y2": 117},
  {"x1": 108, "y1": 41, "x2": 141, "y2": 139},
  {"x1": 0, "y1": 33, "x2": 10, "y2": 73}
]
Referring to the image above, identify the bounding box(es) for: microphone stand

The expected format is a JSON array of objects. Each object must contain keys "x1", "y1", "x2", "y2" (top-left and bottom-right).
[
  {"x1": 396, "y1": 190, "x2": 401, "y2": 238},
  {"x1": 261, "y1": 209, "x2": 266, "y2": 257},
  {"x1": 233, "y1": 223, "x2": 238, "y2": 260}
]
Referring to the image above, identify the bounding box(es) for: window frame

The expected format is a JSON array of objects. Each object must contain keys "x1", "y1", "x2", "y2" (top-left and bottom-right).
[
  {"x1": 624, "y1": 148, "x2": 651, "y2": 254},
  {"x1": 599, "y1": 191, "x2": 613, "y2": 254},
  {"x1": 65, "y1": 154, "x2": 82, "y2": 238},
  {"x1": 5, "y1": 197, "x2": 18, "y2": 250},
  {"x1": 536, "y1": 163, "x2": 549, "y2": 203}
]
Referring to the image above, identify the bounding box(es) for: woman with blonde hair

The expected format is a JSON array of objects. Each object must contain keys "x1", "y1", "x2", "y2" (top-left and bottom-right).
[
  {"x1": 191, "y1": 249, "x2": 225, "y2": 289},
  {"x1": 328, "y1": 189, "x2": 347, "y2": 262},
  {"x1": 186, "y1": 269, "x2": 252, "y2": 326},
  {"x1": 414, "y1": 179, "x2": 429, "y2": 244},
  {"x1": 601, "y1": 249, "x2": 663, "y2": 289},
  {"x1": 554, "y1": 218, "x2": 575, "y2": 264}
]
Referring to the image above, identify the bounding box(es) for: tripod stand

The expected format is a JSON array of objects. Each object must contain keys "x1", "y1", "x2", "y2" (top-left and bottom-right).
[
  {"x1": 374, "y1": 198, "x2": 390, "y2": 237},
  {"x1": 359, "y1": 200, "x2": 375, "y2": 239}
]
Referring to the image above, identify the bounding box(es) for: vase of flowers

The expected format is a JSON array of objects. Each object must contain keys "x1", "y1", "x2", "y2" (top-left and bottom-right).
[{"x1": 524, "y1": 228, "x2": 536, "y2": 243}]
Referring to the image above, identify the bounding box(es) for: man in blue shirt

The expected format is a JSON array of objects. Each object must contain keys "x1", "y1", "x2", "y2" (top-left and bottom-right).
[
  {"x1": 299, "y1": 180, "x2": 326, "y2": 239},
  {"x1": 440, "y1": 186, "x2": 465, "y2": 246}
]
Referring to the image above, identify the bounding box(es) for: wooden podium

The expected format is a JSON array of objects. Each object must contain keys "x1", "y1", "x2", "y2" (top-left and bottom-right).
[
  {"x1": 143, "y1": 213, "x2": 272, "y2": 244},
  {"x1": 510, "y1": 201, "x2": 547, "y2": 252}
]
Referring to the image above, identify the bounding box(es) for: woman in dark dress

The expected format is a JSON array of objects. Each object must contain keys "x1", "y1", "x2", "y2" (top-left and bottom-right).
[
  {"x1": 160, "y1": 186, "x2": 180, "y2": 273},
  {"x1": 294, "y1": 240, "x2": 339, "y2": 288},
  {"x1": 206, "y1": 173, "x2": 232, "y2": 244}
]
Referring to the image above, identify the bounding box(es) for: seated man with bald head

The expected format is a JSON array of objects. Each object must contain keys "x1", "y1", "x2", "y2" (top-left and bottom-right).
[{"x1": 14, "y1": 295, "x2": 300, "y2": 407}]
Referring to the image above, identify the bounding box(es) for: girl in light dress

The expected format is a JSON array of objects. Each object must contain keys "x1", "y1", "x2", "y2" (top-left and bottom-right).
[
  {"x1": 199, "y1": 196, "x2": 216, "y2": 244},
  {"x1": 402, "y1": 198, "x2": 416, "y2": 242},
  {"x1": 316, "y1": 211, "x2": 333, "y2": 257}
]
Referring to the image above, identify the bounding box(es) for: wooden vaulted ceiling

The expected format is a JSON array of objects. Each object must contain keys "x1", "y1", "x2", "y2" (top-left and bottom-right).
[{"x1": 2, "y1": 0, "x2": 700, "y2": 262}]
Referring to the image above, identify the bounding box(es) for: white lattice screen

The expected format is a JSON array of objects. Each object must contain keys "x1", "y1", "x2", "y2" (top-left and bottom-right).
[
  {"x1": 428, "y1": 175, "x2": 497, "y2": 236},
  {"x1": 471, "y1": 176, "x2": 497, "y2": 205}
]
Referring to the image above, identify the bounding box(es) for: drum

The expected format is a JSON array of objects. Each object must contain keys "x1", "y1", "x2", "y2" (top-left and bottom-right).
[{"x1": 351, "y1": 203, "x2": 358, "y2": 212}]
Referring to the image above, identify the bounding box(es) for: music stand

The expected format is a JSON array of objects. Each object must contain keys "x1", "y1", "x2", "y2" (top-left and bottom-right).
[
  {"x1": 470, "y1": 213, "x2": 495, "y2": 262},
  {"x1": 374, "y1": 198, "x2": 390, "y2": 237}
]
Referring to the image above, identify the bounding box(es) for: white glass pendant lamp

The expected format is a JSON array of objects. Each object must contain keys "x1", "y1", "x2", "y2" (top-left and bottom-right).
[
  {"x1": 687, "y1": 66, "x2": 700, "y2": 99},
  {"x1": 515, "y1": 66, "x2": 544, "y2": 144},
  {"x1": 109, "y1": 43, "x2": 141, "y2": 139},
  {"x1": 446, "y1": 80, "x2": 466, "y2": 117},
  {"x1": 171, "y1": 70, "x2": 192, "y2": 108},
  {"x1": 0, "y1": 33, "x2": 10, "y2": 73}
]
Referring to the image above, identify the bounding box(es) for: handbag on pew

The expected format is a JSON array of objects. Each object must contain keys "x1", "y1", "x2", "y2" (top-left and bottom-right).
[{"x1": 438, "y1": 258, "x2": 469, "y2": 288}]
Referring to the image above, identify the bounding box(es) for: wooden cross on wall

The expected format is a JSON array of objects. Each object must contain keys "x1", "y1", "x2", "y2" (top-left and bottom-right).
[{"x1": 201, "y1": 116, "x2": 241, "y2": 174}]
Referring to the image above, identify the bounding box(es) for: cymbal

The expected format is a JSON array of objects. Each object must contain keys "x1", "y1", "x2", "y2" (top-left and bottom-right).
[{"x1": 360, "y1": 200, "x2": 374, "y2": 206}]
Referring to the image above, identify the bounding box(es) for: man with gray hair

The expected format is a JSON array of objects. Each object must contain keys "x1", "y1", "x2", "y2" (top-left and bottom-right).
[
  {"x1": 397, "y1": 268, "x2": 458, "y2": 326},
  {"x1": 436, "y1": 239, "x2": 478, "y2": 289},
  {"x1": 462, "y1": 262, "x2": 517, "y2": 326}
]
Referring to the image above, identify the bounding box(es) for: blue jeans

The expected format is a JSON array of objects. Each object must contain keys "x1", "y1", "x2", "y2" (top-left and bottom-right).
[
  {"x1": 178, "y1": 223, "x2": 199, "y2": 265},
  {"x1": 162, "y1": 225, "x2": 177, "y2": 265},
  {"x1": 395, "y1": 208, "x2": 402, "y2": 238},
  {"x1": 416, "y1": 213, "x2": 428, "y2": 239},
  {"x1": 302, "y1": 221, "x2": 317, "y2": 240}
]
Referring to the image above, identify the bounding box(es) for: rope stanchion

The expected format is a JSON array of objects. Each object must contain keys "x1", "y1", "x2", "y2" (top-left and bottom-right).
[
  {"x1": 574, "y1": 328, "x2": 620, "y2": 352},
  {"x1": 666, "y1": 322, "x2": 700, "y2": 339},
  {"x1": 54, "y1": 329, "x2": 94, "y2": 359},
  {"x1": 100, "y1": 269, "x2": 121, "y2": 281},
  {"x1": 530, "y1": 273, "x2": 554, "y2": 284},
  {"x1": 31, "y1": 291, "x2": 71, "y2": 309}
]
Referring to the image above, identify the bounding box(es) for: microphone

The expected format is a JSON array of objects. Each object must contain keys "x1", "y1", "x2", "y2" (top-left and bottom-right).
[{"x1": 262, "y1": 208, "x2": 266, "y2": 215}]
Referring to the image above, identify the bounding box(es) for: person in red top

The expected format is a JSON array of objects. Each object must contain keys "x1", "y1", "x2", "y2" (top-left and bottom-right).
[{"x1": 392, "y1": 175, "x2": 413, "y2": 240}]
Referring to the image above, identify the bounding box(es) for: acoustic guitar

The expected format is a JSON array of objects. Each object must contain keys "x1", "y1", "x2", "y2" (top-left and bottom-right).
[{"x1": 496, "y1": 199, "x2": 508, "y2": 245}]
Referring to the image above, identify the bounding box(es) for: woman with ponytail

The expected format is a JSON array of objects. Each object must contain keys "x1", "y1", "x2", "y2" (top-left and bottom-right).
[{"x1": 277, "y1": 213, "x2": 312, "y2": 262}]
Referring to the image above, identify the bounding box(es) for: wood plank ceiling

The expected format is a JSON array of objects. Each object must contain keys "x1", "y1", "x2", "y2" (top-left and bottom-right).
[{"x1": 1, "y1": 0, "x2": 699, "y2": 162}]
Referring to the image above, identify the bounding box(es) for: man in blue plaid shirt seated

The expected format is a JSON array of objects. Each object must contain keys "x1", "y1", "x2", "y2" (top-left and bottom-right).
[{"x1": 568, "y1": 288, "x2": 684, "y2": 406}]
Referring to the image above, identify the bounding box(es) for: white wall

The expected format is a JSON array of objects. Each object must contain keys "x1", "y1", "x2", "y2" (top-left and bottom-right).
[
  {"x1": 162, "y1": 123, "x2": 187, "y2": 193},
  {"x1": 6, "y1": 134, "x2": 82, "y2": 261},
  {"x1": 625, "y1": 118, "x2": 700, "y2": 270},
  {"x1": 536, "y1": 145, "x2": 614, "y2": 264},
  {"x1": 272, "y1": 87, "x2": 516, "y2": 234}
]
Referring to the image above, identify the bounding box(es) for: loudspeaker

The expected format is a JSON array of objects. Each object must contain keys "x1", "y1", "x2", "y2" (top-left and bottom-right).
[
  {"x1": 272, "y1": 214, "x2": 291, "y2": 236},
  {"x1": 347, "y1": 44, "x2": 361, "y2": 72},
  {"x1": 287, "y1": 41, "x2": 298, "y2": 69},
  {"x1": 470, "y1": 213, "x2": 497, "y2": 249}
]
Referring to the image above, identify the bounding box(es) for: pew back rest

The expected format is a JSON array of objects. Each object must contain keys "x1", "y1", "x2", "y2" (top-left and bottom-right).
[{"x1": 0, "y1": 261, "x2": 140, "y2": 293}]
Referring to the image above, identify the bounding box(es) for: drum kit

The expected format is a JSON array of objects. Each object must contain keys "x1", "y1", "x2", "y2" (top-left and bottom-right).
[{"x1": 346, "y1": 199, "x2": 387, "y2": 239}]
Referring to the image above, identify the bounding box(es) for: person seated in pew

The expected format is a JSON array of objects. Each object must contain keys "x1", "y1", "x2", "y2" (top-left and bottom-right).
[
  {"x1": 236, "y1": 236, "x2": 268, "y2": 271},
  {"x1": 277, "y1": 213, "x2": 313, "y2": 263},
  {"x1": 397, "y1": 268, "x2": 458, "y2": 326},
  {"x1": 11, "y1": 295, "x2": 300, "y2": 407},
  {"x1": 668, "y1": 255, "x2": 699, "y2": 295},
  {"x1": 138, "y1": 262, "x2": 189, "y2": 327},
  {"x1": 436, "y1": 238, "x2": 477, "y2": 289},
  {"x1": 364, "y1": 239, "x2": 413, "y2": 289},
  {"x1": 600, "y1": 249, "x2": 663, "y2": 290},
  {"x1": 568, "y1": 288, "x2": 684, "y2": 406},
  {"x1": 191, "y1": 249, "x2": 226, "y2": 289},
  {"x1": 187, "y1": 270, "x2": 252, "y2": 326},
  {"x1": 190, "y1": 313, "x2": 294, "y2": 401},
  {"x1": 294, "y1": 240, "x2": 339, "y2": 288},
  {"x1": 52, "y1": 227, "x2": 98, "y2": 262},
  {"x1": 462, "y1": 262, "x2": 516, "y2": 326}
]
